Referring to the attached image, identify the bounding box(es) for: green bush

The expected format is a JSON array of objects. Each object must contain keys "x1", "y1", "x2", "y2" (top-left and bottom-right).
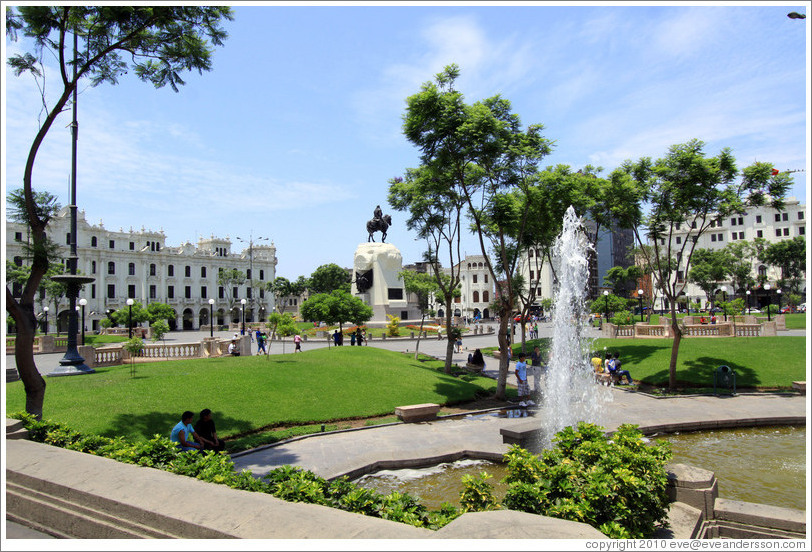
[
  {"x1": 501, "y1": 422, "x2": 672, "y2": 538},
  {"x1": 459, "y1": 471, "x2": 499, "y2": 512},
  {"x1": 611, "y1": 310, "x2": 635, "y2": 326}
]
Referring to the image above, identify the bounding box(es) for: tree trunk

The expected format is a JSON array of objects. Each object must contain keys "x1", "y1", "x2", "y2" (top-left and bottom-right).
[
  {"x1": 414, "y1": 313, "x2": 425, "y2": 360},
  {"x1": 495, "y1": 316, "x2": 511, "y2": 400},
  {"x1": 668, "y1": 313, "x2": 681, "y2": 389},
  {"x1": 443, "y1": 300, "x2": 454, "y2": 373},
  {"x1": 8, "y1": 294, "x2": 46, "y2": 419}
]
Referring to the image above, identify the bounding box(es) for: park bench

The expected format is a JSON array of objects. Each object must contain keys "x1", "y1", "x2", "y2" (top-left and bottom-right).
[
  {"x1": 595, "y1": 371, "x2": 622, "y2": 386},
  {"x1": 792, "y1": 381, "x2": 805, "y2": 395},
  {"x1": 463, "y1": 363, "x2": 485, "y2": 374},
  {"x1": 395, "y1": 403, "x2": 441, "y2": 423}
]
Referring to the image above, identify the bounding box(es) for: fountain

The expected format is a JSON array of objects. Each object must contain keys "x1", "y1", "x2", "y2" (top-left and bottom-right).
[{"x1": 536, "y1": 206, "x2": 609, "y2": 448}]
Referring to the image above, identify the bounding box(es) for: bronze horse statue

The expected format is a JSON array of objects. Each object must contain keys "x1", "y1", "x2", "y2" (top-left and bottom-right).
[{"x1": 367, "y1": 214, "x2": 392, "y2": 242}]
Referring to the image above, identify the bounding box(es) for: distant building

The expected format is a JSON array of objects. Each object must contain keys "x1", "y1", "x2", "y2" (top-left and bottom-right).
[
  {"x1": 438, "y1": 254, "x2": 494, "y2": 321},
  {"x1": 6, "y1": 208, "x2": 277, "y2": 332}
]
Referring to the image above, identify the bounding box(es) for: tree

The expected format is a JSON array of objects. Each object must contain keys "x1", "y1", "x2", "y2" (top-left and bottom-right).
[
  {"x1": 145, "y1": 302, "x2": 175, "y2": 326},
  {"x1": 309, "y1": 264, "x2": 350, "y2": 294},
  {"x1": 389, "y1": 165, "x2": 466, "y2": 372},
  {"x1": 218, "y1": 268, "x2": 246, "y2": 320},
  {"x1": 614, "y1": 139, "x2": 791, "y2": 389},
  {"x1": 760, "y1": 236, "x2": 806, "y2": 294},
  {"x1": 150, "y1": 319, "x2": 169, "y2": 359},
  {"x1": 688, "y1": 249, "x2": 731, "y2": 310},
  {"x1": 603, "y1": 265, "x2": 644, "y2": 298},
  {"x1": 265, "y1": 311, "x2": 297, "y2": 353},
  {"x1": 588, "y1": 293, "x2": 627, "y2": 318},
  {"x1": 399, "y1": 269, "x2": 440, "y2": 360},
  {"x1": 110, "y1": 302, "x2": 151, "y2": 328},
  {"x1": 5, "y1": 6, "x2": 233, "y2": 418},
  {"x1": 401, "y1": 64, "x2": 552, "y2": 399},
  {"x1": 724, "y1": 241, "x2": 757, "y2": 297},
  {"x1": 268, "y1": 276, "x2": 306, "y2": 315},
  {"x1": 300, "y1": 290, "x2": 373, "y2": 337}
]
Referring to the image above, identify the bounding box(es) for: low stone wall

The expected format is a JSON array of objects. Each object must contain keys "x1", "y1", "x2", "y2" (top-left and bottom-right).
[
  {"x1": 603, "y1": 321, "x2": 781, "y2": 339},
  {"x1": 5, "y1": 437, "x2": 606, "y2": 539}
]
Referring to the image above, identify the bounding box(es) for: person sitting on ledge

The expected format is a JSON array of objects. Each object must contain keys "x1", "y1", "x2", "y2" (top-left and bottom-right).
[
  {"x1": 610, "y1": 352, "x2": 634, "y2": 385},
  {"x1": 228, "y1": 339, "x2": 240, "y2": 356},
  {"x1": 468, "y1": 348, "x2": 486, "y2": 368},
  {"x1": 170, "y1": 411, "x2": 204, "y2": 452}
]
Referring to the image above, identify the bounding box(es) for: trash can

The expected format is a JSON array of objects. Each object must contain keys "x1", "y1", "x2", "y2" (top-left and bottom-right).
[{"x1": 713, "y1": 365, "x2": 736, "y2": 395}]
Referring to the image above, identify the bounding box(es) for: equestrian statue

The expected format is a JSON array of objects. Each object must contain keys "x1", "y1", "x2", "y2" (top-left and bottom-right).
[{"x1": 367, "y1": 205, "x2": 392, "y2": 243}]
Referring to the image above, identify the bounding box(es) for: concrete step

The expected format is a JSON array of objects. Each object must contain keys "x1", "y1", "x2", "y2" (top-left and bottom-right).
[{"x1": 6, "y1": 481, "x2": 182, "y2": 539}]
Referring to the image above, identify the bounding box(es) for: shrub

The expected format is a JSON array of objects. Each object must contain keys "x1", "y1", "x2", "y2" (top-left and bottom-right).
[
  {"x1": 501, "y1": 422, "x2": 672, "y2": 538},
  {"x1": 386, "y1": 314, "x2": 400, "y2": 336},
  {"x1": 611, "y1": 310, "x2": 635, "y2": 326},
  {"x1": 459, "y1": 471, "x2": 499, "y2": 512}
]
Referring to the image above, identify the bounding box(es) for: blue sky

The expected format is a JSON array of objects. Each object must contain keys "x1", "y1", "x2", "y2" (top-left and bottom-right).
[{"x1": 3, "y1": 2, "x2": 809, "y2": 280}]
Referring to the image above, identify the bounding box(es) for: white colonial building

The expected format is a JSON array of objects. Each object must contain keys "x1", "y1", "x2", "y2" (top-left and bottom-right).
[
  {"x1": 657, "y1": 197, "x2": 807, "y2": 307},
  {"x1": 6, "y1": 208, "x2": 277, "y2": 332},
  {"x1": 438, "y1": 254, "x2": 495, "y2": 321}
]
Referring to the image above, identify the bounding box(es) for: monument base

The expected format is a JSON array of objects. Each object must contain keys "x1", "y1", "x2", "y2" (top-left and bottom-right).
[{"x1": 352, "y1": 242, "x2": 414, "y2": 324}]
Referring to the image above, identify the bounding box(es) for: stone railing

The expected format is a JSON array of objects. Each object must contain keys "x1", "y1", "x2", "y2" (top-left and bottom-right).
[
  {"x1": 733, "y1": 324, "x2": 761, "y2": 337},
  {"x1": 614, "y1": 325, "x2": 635, "y2": 337},
  {"x1": 102, "y1": 327, "x2": 150, "y2": 339},
  {"x1": 635, "y1": 324, "x2": 670, "y2": 338},
  {"x1": 92, "y1": 346, "x2": 123, "y2": 367},
  {"x1": 133, "y1": 342, "x2": 202, "y2": 360},
  {"x1": 601, "y1": 321, "x2": 780, "y2": 339},
  {"x1": 682, "y1": 324, "x2": 733, "y2": 337}
]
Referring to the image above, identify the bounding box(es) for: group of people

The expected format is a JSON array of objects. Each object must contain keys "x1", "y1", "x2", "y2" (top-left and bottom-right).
[
  {"x1": 591, "y1": 351, "x2": 634, "y2": 385},
  {"x1": 514, "y1": 346, "x2": 547, "y2": 407},
  {"x1": 170, "y1": 409, "x2": 225, "y2": 453},
  {"x1": 333, "y1": 328, "x2": 366, "y2": 346}
]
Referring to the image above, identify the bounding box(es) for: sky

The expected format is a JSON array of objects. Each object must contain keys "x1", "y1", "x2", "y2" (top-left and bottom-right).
[{"x1": 3, "y1": 1, "x2": 809, "y2": 281}]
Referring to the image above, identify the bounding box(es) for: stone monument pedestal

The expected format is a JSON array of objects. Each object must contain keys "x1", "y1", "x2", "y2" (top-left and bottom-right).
[{"x1": 352, "y1": 242, "x2": 409, "y2": 326}]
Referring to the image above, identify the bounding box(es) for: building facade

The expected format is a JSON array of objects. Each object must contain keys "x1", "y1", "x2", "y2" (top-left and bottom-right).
[
  {"x1": 439, "y1": 254, "x2": 495, "y2": 321},
  {"x1": 656, "y1": 198, "x2": 807, "y2": 308},
  {"x1": 6, "y1": 208, "x2": 278, "y2": 332}
]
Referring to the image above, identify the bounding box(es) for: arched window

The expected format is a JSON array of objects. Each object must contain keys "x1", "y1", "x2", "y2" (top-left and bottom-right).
[
  {"x1": 758, "y1": 265, "x2": 767, "y2": 278},
  {"x1": 92, "y1": 261, "x2": 96, "y2": 274},
  {"x1": 259, "y1": 270, "x2": 264, "y2": 280},
  {"x1": 150, "y1": 264, "x2": 157, "y2": 276},
  {"x1": 528, "y1": 249, "x2": 534, "y2": 257},
  {"x1": 483, "y1": 291, "x2": 489, "y2": 302},
  {"x1": 473, "y1": 291, "x2": 480, "y2": 302},
  {"x1": 478, "y1": 262, "x2": 483, "y2": 268},
  {"x1": 91, "y1": 236, "x2": 97, "y2": 247},
  {"x1": 128, "y1": 262, "x2": 136, "y2": 276},
  {"x1": 108, "y1": 261, "x2": 115, "y2": 275}
]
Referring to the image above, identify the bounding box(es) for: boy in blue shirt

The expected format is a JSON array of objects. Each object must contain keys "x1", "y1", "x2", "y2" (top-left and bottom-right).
[{"x1": 515, "y1": 352, "x2": 533, "y2": 407}]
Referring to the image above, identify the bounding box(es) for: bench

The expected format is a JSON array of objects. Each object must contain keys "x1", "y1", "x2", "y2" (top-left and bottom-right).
[
  {"x1": 792, "y1": 381, "x2": 805, "y2": 395},
  {"x1": 395, "y1": 403, "x2": 441, "y2": 423},
  {"x1": 595, "y1": 371, "x2": 622, "y2": 386},
  {"x1": 463, "y1": 363, "x2": 485, "y2": 374}
]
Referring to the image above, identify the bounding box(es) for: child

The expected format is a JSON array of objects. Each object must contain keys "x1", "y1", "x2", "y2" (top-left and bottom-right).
[{"x1": 515, "y1": 352, "x2": 534, "y2": 407}]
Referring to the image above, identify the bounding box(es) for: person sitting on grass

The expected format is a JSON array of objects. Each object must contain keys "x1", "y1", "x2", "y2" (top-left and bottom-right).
[
  {"x1": 170, "y1": 411, "x2": 204, "y2": 452},
  {"x1": 609, "y1": 352, "x2": 634, "y2": 385},
  {"x1": 195, "y1": 408, "x2": 225, "y2": 452},
  {"x1": 468, "y1": 348, "x2": 486, "y2": 368}
]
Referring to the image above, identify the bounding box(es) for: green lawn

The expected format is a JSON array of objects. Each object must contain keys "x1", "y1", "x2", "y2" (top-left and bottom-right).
[
  {"x1": 5, "y1": 348, "x2": 498, "y2": 445},
  {"x1": 496, "y1": 336, "x2": 806, "y2": 389}
]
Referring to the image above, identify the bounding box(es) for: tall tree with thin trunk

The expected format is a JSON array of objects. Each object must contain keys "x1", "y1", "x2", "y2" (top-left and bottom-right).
[{"x1": 5, "y1": 6, "x2": 233, "y2": 418}]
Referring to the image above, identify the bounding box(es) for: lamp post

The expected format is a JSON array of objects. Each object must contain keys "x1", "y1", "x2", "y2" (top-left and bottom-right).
[
  {"x1": 603, "y1": 290, "x2": 609, "y2": 322},
  {"x1": 127, "y1": 298, "x2": 134, "y2": 338},
  {"x1": 720, "y1": 286, "x2": 727, "y2": 321},
  {"x1": 638, "y1": 289, "x2": 645, "y2": 322},
  {"x1": 746, "y1": 290, "x2": 751, "y2": 315},
  {"x1": 78, "y1": 298, "x2": 87, "y2": 345},
  {"x1": 208, "y1": 298, "x2": 215, "y2": 338},
  {"x1": 43, "y1": 306, "x2": 49, "y2": 335},
  {"x1": 764, "y1": 284, "x2": 771, "y2": 322},
  {"x1": 236, "y1": 233, "x2": 269, "y2": 323},
  {"x1": 776, "y1": 289, "x2": 782, "y2": 314},
  {"x1": 240, "y1": 298, "x2": 246, "y2": 335}
]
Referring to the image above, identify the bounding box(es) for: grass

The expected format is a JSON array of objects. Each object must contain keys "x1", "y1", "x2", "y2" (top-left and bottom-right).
[
  {"x1": 84, "y1": 335, "x2": 129, "y2": 346},
  {"x1": 487, "y1": 336, "x2": 806, "y2": 390},
  {"x1": 5, "y1": 347, "x2": 498, "y2": 448}
]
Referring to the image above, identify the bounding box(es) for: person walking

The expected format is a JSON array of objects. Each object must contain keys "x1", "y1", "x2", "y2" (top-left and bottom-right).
[
  {"x1": 293, "y1": 333, "x2": 302, "y2": 353},
  {"x1": 257, "y1": 331, "x2": 267, "y2": 355}
]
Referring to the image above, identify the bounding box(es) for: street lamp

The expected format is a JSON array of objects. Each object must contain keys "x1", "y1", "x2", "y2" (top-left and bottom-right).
[
  {"x1": 764, "y1": 284, "x2": 772, "y2": 322},
  {"x1": 638, "y1": 289, "x2": 645, "y2": 322},
  {"x1": 603, "y1": 290, "x2": 609, "y2": 322},
  {"x1": 208, "y1": 298, "x2": 215, "y2": 338},
  {"x1": 746, "y1": 290, "x2": 751, "y2": 315},
  {"x1": 126, "y1": 298, "x2": 134, "y2": 338},
  {"x1": 776, "y1": 289, "x2": 782, "y2": 314},
  {"x1": 720, "y1": 286, "x2": 727, "y2": 321},
  {"x1": 78, "y1": 298, "x2": 87, "y2": 345},
  {"x1": 240, "y1": 298, "x2": 247, "y2": 335},
  {"x1": 43, "y1": 306, "x2": 49, "y2": 335},
  {"x1": 236, "y1": 233, "x2": 269, "y2": 322}
]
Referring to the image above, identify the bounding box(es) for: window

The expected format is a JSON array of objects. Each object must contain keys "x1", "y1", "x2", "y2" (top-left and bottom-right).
[
  {"x1": 660, "y1": 239, "x2": 665, "y2": 245},
  {"x1": 783, "y1": 227, "x2": 790, "y2": 236},
  {"x1": 107, "y1": 284, "x2": 115, "y2": 298},
  {"x1": 775, "y1": 229, "x2": 782, "y2": 237},
  {"x1": 13, "y1": 256, "x2": 22, "y2": 266},
  {"x1": 676, "y1": 270, "x2": 684, "y2": 283},
  {"x1": 108, "y1": 261, "x2": 115, "y2": 275},
  {"x1": 150, "y1": 264, "x2": 156, "y2": 276},
  {"x1": 473, "y1": 274, "x2": 478, "y2": 284},
  {"x1": 109, "y1": 239, "x2": 115, "y2": 249},
  {"x1": 799, "y1": 227, "x2": 805, "y2": 236},
  {"x1": 758, "y1": 265, "x2": 767, "y2": 278},
  {"x1": 127, "y1": 284, "x2": 135, "y2": 298},
  {"x1": 168, "y1": 286, "x2": 174, "y2": 299},
  {"x1": 259, "y1": 270, "x2": 264, "y2": 280},
  {"x1": 530, "y1": 270, "x2": 535, "y2": 280},
  {"x1": 676, "y1": 237, "x2": 682, "y2": 244},
  {"x1": 201, "y1": 286, "x2": 207, "y2": 298},
  {"x1": 675, "y1": 223, "x2": 681, "y2": 230},
  {"x1": 484, "y1": 274, "x2": 488, "y2": 283},
  {"x1": 756, "y1": 215, "x2": 762, "y2": 223},
  {"x1": 738, "y1": 217, "x2": 744, "y2": 225},
  {"x1": 454, "y1": 295, "x2": 461, "y2": 303},
  {"x1": 149, "y1": 285, "x2": 156, "y2": 299},
  {"x1": 756, "y1": 230, "x2": 763, "y2": 238},
  {"x1": 219, "y1": 286, "x2": 224, "y2": 299},
  {"x1": 717, "y1": 233, "x2": 724, "y2": 242},
  {"x1": 129, "y1": 241, "x2": 135, "y2": 250},
  {"x1": 247, "y1": 269, "x2": 252, "y2": 280},
  {"x1": 168, "y1": 265, "x2": 174, "y2": 277},
  {"x1": 15, "y1": 231, "x2": 22, "y2": 241},
  {"x1": 91, "y1": 236, "x2": 97, "y2": 247},
  {"x1": 91, "y1": 284, "x2": 96, "y2": 299},
  {"x1": 66, "y1": 232, "x2": 71, "y2": 245},
  {"x1": 247, "y1": 288, "x2": 252, "y2": 299},
  {"x1": 473, "y1": 291, "x2": 480, "y2": 302},
  {"x1": 233, "y1": 287, "x2": 239, "y2": 299},
  {"x1": 201, "y1": 266, "x2": 207, "y2": 278},
  {"x1": 528, "y1": 249, "x2": 534, "y2": 258},
  {"x1": 388, "y1": 288, "x2": 404, "y2": 300},
  {"x1": 782, "y1": 212, "x2": 788, "y2": 221},
  {"x1": 691, "y1": 222, "x2": 697, "y2": 229},
  {"x1": 92, "y1": 261, "x2": 96, "y2": 274},
  {"x1": 775, "y1": 213, "x2": 780, "y2": 222},
  {"x1": 711, "y1": 234, "x2": 717, "y2": 242},
  {"x1": 798, "y1": 211, "x2": 805, "y2": 220},
  {"x1": 128, "y1": 262, "x2": 135, "y2": 276},
  {"x1": 259, "y1": 288, "x2": 265, "y2": 298},
  {"x1": 483, "y1": 291, "x2": 489, "y2": 302},
  {"x1": 185, "y1": 286, "x2": 191, "y2": 299},
  {"x1": 185, "y1": 265, "x2": 191, "y2": 278}
]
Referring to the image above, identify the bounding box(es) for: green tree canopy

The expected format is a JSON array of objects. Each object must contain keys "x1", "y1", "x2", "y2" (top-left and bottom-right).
[
  {"x1": 309, "y1": 263, "x2": 350, "y2": 294},
  {"x1": 760, "y1": 236, "x2": 806, "y2": 294},
  {"x1": 300, "y1": 290, "x2": 373, "y2": 335},
  {"x1": 688, "y1": 249, "x2": 731, "y2": 308},
  {"x1": 145, "y1": 302, "x2": 176, "y2": 325},
  {"x1": 110, "y1": 302, "x2": 151, "y2": 327}
]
